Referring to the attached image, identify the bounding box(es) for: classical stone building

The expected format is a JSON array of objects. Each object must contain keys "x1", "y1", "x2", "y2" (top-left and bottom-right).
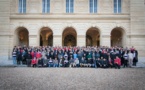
[{"x1": 0, "y1": 0, "x2": 145, "y2": 64}]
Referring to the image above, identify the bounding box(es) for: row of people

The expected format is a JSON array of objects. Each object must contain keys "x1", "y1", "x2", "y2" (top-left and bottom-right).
[
  {"x1": 29, "y1": 56, "x2": 121, "y2": 69},
  {"x1": 12, "y1": 46, "x2": 138, "y2": 68}
]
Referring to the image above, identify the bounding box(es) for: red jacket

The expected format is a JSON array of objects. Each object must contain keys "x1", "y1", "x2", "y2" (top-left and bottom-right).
[
  {"x1": 36, "y1": 52, "x2": 41, "y2": 59},
  {"x1": 114, "y1": 58, "x2": 121, "y2": 66},
  {"x1": 31, "y1": 52, "x2": 34, "y2": 59},
  {"x1": 31, "y1": 59, "x2": 37, "y2": 65}
]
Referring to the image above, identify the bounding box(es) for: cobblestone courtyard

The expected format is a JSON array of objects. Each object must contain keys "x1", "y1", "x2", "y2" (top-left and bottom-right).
[{"x1": 0, "y1": 68, "x2": 145, "y2": 90}]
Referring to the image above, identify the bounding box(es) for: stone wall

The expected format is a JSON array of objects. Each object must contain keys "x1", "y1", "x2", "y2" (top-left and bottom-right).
[
  {"x1": 130, "y1": 0, "x2": 145, "y2": 56},
  {"x1": 0, "y1": 0, "x2": 11, "y2": 64}
]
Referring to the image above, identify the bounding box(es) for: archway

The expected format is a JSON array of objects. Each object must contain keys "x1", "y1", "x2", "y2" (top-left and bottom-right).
[
  {"x1": 111, "y1": 27, "x2": 126, "y2": 47},
  {"x1": 86, "y1": 27, "x2": 100, "y2": 46},
  {"x1": 40, "y1": 27, "x2": 53, "y2": 46},
  {"x1": 14, "y1": 27, "x2": 29, "y2": 46},
  {"x1": 62, "y1": 27, "x2": 77, "y2": 46}
]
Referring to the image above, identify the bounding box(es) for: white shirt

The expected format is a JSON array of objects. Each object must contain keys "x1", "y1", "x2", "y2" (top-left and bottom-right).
[
  {"x1": 75, "y1": 59, "x2": 79, "y2": 64},
  {"x1": 128, "y1": 53, "x2": 134, "y2": 59}
]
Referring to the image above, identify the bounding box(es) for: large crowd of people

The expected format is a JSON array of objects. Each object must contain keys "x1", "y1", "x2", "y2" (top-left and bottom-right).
[{"x1": 12, "y1": 46, "x2": 138, "y2": 69}]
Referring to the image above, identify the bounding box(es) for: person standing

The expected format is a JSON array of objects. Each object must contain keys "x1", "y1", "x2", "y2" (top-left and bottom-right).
[
  {"x1": 26, "y1": 52, "x2": 32, "y2": 67},
  {"x1": 17, "y1": 49, "x2": 22, "y2": 65},
  {"x1": 64, "y1": 58, "x2": 69, "y2": 67},
  {"x1": 133, "y1": 50, "x2": 138, "y2": 66},
  {"x1": 31, "y1": 57, "x2": 37, "y2": 67},
  {"x1": 74, "y1": 58, "x2": 79, "y2": 67},
  {"x1": 128, "y1": 50, "x2": 134, "y2": 67},
  {"x1": 123, "y1": 51, "x2": 128, "y2": 68},
  {"x1": 48, "y1": 58, "x2": 53, "y2": 67},
  {"x1": 114, "y1": 56, "x2": 121, "y2": 69},
  {"x1": 12, "y1": 49, "x2": 17, "y2": 65},
  {"x1": 53, "y1": 58, "x2": 59, "y2": 67}
]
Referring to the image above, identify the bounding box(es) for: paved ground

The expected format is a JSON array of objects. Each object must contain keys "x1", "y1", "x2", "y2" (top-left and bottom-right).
[{"x1": 0, "y1": 68, "x2": 145, "y2": 90}]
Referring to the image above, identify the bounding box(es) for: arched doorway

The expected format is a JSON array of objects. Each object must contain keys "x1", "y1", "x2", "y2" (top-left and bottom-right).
[
  {"x1": 62, "y1": 27, "x2": 77, "y2": 46},
  {"x1": 40, "y1": 27, "x2": 53, "y2": 46},
  {"x1": 111, "y1": 27, "x2": 126, "y2": 47},
  {"x1": 14, "y1": 27, "x2": 29, "y2": 46},
  {"x1": 86, "y1": 27, "x2": 100, "y2": 46}
]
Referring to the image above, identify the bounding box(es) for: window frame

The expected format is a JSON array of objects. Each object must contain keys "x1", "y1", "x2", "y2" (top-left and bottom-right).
[
  {"x1": 114, "y1": 0, "x2": 122, "y2": 14},
  {"x1": 66, "y1": 0, "x2": 74, "y2": 13},
  {"x1": 19, "y1": 0, "x2": 26, "y2": 13},
  {"x1": 89, "y1": 0, "x2": 98, "y2": 13},
  {"x1": 42, "y1": 0, "x2": 50, "y2": 13}
]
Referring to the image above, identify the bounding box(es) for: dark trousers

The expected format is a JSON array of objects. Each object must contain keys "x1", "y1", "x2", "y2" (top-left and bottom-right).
[
  {"x1": 64, "y1": 63, "x2": 69, "y2": 67},
  {"x1": 27, "y1": 59, "x2": 31, "y2": 67},
  {"x1": 32, "y1": 64, "x2": 37, "y2": 67},
  {"x1": 114, "y1": 64, "x2": 120, "y2": 69},
  {"x1": 133, "y1": 62, "x2": 137, "y2": 66},
  {"x1": 108, "y1": 63, "x2": 113, "y2": 68},
  {"x1": 133, "y1": 58, "x2": 137, "y2": 66},
  {"x1": 124, "y1": 60, "x2": 128, "y2": 67}
]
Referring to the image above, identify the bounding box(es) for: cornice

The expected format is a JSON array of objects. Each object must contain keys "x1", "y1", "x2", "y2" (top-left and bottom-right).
[{"x1": 10, "y1": 13, "x2": 130, "y2": 20}]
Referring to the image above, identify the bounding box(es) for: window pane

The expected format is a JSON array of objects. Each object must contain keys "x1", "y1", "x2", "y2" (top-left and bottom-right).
[
  {"x1": 118, "y1": 0, "x2": 121, "y2": 13},
  {"x1": 23, "y1": 0, "x2": 26, "y2": 13},
  {"x1": 90, "y1": 0, "x2": 93, "y2": 13},
  {"x1": 114, "y1": 0, "x2": 117, "y2": 13},
  {"x1": 19, "y1": 0, "x2": 22, "y2": 13},
  {"x1": 94, "y1": 0, "x2": 97, "y2": 13},
  {"x1": 42, "y1": 0, "x2": 50, "y2": 13},
  {"x1": 42, "y1": 0, "x2": 45, "y2": 13},
  {"x1": 70, "y1": 0, "x2": 74, "y2": 13},
  {"x1": 47, "y1": 0, "x2": 50, "y2": 13},
  {"x1": 66, "y1": 0, "x2": 69, "y2": 13}
]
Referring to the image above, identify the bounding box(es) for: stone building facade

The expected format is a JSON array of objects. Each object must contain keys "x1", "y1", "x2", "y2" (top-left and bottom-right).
[{"x1": 0, "y1": 0, "x2": 145, "y2": 64}]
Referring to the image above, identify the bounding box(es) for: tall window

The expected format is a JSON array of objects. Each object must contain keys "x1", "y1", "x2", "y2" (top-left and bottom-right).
[
  {"x1": 66, "y1": 0, "x2": 74, "y2": 13},
  {"x1": 90, "y1": 0, "x2": 97, "y2": 13},
  {"x1": 19, "y1": 0, "x2": 26, "y2": 13},
  {"x1": 114, "y1": 0, "x2": 121, "y2": 13},
  {"x1": 42, "y1": 0, "x2": 50, "y2": 13}
]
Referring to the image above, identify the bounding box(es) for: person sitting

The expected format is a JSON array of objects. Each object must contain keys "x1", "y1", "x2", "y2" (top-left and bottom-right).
[
  {"x1": 108, "y1": 56, "x2": 113, "y2": 68},
  {"x1": 59, "y1": 56, "x2": 63, "y2": 67},
  {"x1": 80, "y1": 57, "x2": 85, "y2": 67},
  {"x1": 98, "y1": 57, "x2": 104, "y2": 68},
  {"x1": 73, "y1": 58, "x2": 79, "y2": 67},
  {"x1": 64, "y1": 58, "x2": 69, "y2": 67},
  {"x1": 69, "y1": 57, "x2": 74, "y2": 67},
  {"x1": 102, "y1": 58, "x2": 108, "y2": 68},
  {"x1": 93, "y1": 57, "x2": 97, "y2": 68},
  {"x1": 31, "y1": 57, "x2": 37, "y2": 67},
  {"x1": 48, "y1": 58, "x2": 53, "y2": 67},
  {"x1": 43, "y1": 56, "x2": 49, "y2": 67},
  {"x1": 114, "y1": 56, "x2": 121, "y2": 69},
  {"x1": 96, "y1": 58, "x2": 101, "y2": 68},
  {"x1": 37, "y1": 58, "x2": 43, "y2": 67},
  {"x1": 87, "y1": 53, "x2": 92, "y2": 67},
  {"x1": 53, "y1": 58, "x2": 58, "y2": 67}
]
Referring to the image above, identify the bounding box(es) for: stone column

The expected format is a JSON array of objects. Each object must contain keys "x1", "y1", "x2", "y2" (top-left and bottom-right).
[
  {"x1": 77, "y1": 35, "x2": 86, "y2": 46},
  {"x1": 29, "y1": 35, "x2": 37, "y2": 46},
  {"x1": 101, "y1": 35, "x2": 111, "y2": 47},
  {"x1": 53, "y1": 35, "x2": 62, "y2": 46}
]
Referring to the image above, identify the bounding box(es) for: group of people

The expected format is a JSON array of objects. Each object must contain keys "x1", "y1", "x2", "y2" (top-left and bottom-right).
[{"x1": 12, "y1": 46, "x2": 138, "y2": 69}]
